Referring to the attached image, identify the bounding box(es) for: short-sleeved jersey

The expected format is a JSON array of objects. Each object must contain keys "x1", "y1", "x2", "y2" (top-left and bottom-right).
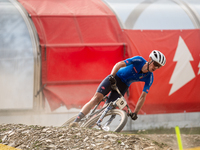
[{"x1": 116, "y1": 56, "x2": 154, "y2": 93}]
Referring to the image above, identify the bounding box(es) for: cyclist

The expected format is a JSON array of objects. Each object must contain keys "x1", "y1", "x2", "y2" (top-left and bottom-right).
[{"x1": 70, "y1": 50, "x2": 166, "y2": 127}]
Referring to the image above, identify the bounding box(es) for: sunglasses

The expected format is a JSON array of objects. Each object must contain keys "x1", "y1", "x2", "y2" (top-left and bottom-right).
[{"x1": 153, "y1": 61, "x2": 162, "y2": 68}]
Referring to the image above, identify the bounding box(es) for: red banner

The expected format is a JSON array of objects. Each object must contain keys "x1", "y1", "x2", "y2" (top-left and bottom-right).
[{"x1": 125, "y1": 29, "x2": 200, "y2": 114}]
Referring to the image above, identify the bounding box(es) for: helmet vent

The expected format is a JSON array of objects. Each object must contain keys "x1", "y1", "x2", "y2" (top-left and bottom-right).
[
  {"x1": 158, "y1": 52, "x2": 161, "y2": 62},
  {"x1": 161, "y1": 56, "x2": 164, "y2": 64},
  {"x1": 153, "y1": 51, "x2": 157, "y2": 58}
]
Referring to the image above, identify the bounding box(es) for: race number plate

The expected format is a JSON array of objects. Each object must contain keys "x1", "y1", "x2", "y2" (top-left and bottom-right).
[{"x1": 116, "y1": 97, "x2": 127, "y2": 110}]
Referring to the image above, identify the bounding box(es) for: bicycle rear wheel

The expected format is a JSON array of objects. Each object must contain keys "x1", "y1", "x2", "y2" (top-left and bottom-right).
[
  {"x1": 62, "y1": 114, "x2": 89, "y2": 127},
  {"x1": 82, "y1": 109, "x2": 128, "y2": 132},
  {"x1": 62, "y1": 114, "x2": 77, "y2": 127}
]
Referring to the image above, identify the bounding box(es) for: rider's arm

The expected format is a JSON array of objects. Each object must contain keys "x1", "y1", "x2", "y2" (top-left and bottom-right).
[
  {"x1": 110, "y1": 61, "x2": 126, "y2": 76},
  {"x1": 134, "y1": 91, "x2": 147, "y2": 114}
]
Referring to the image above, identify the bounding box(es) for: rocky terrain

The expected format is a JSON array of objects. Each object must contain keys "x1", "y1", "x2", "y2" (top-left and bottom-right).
[{"x1": 0, "y1": 124, "x2": 199, "y2": 150}]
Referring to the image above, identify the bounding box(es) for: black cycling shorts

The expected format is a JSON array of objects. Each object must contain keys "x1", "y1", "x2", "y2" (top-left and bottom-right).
[{"x1": 96, "y1": 75, "x2": 129, "y2": 103}]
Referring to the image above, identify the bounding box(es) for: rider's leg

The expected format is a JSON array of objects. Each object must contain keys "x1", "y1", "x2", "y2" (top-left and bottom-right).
[
  {"x1": 74, "y1": 92, "x2": 104, "y2": 122},
  {"x1": 81, "y1": 92, "x2": 104, "y2": 115}
]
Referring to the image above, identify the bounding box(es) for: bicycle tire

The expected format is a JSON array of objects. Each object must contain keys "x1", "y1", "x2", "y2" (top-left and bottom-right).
[
  {"x1": 62, "y1": 114, "x2": 78, "y2": 127},
  {"x1": 82, "y1": 109, "x2": 128, "y2": 132}
]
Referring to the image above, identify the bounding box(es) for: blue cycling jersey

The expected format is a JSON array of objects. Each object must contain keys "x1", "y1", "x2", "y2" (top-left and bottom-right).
[{"x1": 116, "y1": 56, "x2": 154, "y2": 93}]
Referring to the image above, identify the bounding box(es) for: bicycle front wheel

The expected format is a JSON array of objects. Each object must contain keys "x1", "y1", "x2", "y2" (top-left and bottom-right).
[{"x1": 82, "y1": 109, "x2": 128, "y2": 132}]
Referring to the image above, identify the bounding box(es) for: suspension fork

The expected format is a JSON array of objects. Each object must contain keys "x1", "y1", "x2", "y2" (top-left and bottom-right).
[
  {"x1": 96, "y1": 103, "x2": 114, "y2": 128},
  {"x1": 104, "y1": 114, "x2": 116, "y2": 127}
]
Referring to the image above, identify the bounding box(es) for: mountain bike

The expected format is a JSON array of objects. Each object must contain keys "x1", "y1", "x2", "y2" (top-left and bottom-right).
[{"x1": 62, "y1": 84, "x2": 133, "y2": 132}]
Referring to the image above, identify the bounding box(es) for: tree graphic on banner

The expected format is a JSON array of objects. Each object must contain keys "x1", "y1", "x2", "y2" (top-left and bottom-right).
[{"x1": 169, "y1": 36, "x2": 196, "y2": 95}]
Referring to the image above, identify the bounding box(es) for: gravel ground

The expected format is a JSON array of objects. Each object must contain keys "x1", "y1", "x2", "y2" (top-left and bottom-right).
[
  {"x1": 1, "y1": 124, "x2": 200, "y2": 150},
  {"x1": 0, "y1": 124, "x2": 173, "y2": 150}
]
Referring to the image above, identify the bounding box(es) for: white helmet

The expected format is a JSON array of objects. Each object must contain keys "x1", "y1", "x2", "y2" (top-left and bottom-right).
[{"x1": 149, "y1": 50, "x2": 166, "y2": 66}]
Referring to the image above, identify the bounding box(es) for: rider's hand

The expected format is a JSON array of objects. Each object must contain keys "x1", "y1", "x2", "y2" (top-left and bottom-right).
[
  {"x1": 130, "y1": 112, "x2": 138, "y2": 120},
  {"x1": 108, "y1": 75, "x2": 116, "y2": 85}
]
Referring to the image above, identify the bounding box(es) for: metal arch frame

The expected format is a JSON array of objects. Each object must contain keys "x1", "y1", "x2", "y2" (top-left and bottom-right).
[
  {"x1": 124, "y1": 0, "x2": 158, "y2": 29},
  {"x1": 102, "y1": 0, "x2": 159, "y2": 29},
  {"x1": 9, "y1": 0, "x2": 42, "y2": 111},
  {"x1": 123, "y1": 0, "x2": 200, "y2": 29},
  {"x1": 172, "y1": 0, "x2": 200, "y2": 29}
]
